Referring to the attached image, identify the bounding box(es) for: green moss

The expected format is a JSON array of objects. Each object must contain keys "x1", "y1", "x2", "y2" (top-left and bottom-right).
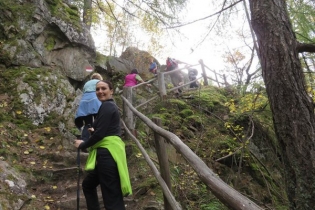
[
  {"x1": 95, "y1": 52, "x2": 108, "y2": 66},
  {"x1": 179, "y1": 109, "x2": 194, "y2": 118},
  {"x1": 184, "y1": 115, "x2": 203, "y2": 128},
  {"x1": 45, "y1": 0, "x2": 82, "y2": 30},
  {"x1": 44, "y1": 36, "x2": 55, "y2": 51},
  {"x1": 169, "y1": 99, "x2": 188, "y2": 110}
]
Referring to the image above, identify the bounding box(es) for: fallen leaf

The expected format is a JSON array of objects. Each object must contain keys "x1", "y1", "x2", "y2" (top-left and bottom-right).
[
  {"x1": 30, "y1": 162, "x2": 36, "y2": 165},
  {"x1": 39, "y1": 146, "x2": 45, "y2": 149},
  {"x1": 24, "y1": 151, "x2": 29, "y2": 155}
]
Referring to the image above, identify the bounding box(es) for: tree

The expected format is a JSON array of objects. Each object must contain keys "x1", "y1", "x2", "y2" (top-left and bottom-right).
[
  {"x1": 76, "y1": 0, "x2": 186, "y2": 56},
  {"x1": 249, "y1": 0, "x2": 315, "y2": 208}
]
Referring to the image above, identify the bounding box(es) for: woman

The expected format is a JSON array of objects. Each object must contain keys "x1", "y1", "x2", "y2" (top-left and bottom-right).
[
  {"x1": 123, "y1": 68, "x2": 146, "y2": 87},
  {"x1": 74, "y1": 80, "x2": 132, "y2": 210},
  {"x1": 75, "y1": 73, "x2": 103, "y2": 142}
]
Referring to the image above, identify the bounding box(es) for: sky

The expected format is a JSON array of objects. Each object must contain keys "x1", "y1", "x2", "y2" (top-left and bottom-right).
[{"x1": 91, "y1": 0, "x2": 256, "y2": 80}]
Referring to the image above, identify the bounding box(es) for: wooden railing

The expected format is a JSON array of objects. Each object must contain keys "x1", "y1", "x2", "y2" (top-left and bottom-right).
[
  {"x1": 122, "y1": 59, "x2": 227, "y2": 157},
  {"x1": 121, "y1": 73, "x2": 263, "y2": 209}
]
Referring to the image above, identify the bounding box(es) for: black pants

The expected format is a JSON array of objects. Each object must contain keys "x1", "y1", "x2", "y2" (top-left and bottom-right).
[
  {"x1": 75, "y1": 114, "x2": 96, "y2": 142},
  {"x1": 82, "y1": 148, "x2": 125, "y2": 210}
]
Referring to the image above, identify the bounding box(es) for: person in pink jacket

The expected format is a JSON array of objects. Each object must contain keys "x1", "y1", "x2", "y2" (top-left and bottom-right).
[{"x1": 124, "y1": 69, "x2": 148, "y2": 87}]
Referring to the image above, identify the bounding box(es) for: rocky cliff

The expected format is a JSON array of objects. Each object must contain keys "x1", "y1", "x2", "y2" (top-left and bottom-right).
[{"x1": 0, "y1": 0, "x2": 153, "y2": 209}]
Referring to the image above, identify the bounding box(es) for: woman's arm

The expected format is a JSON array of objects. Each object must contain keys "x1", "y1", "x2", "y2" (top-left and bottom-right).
[{"x1": 78, "y1": 102, "x2": 116, "y2": 149}]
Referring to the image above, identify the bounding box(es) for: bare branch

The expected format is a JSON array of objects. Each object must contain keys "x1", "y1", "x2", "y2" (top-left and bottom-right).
[{"x1": 168, "y1": 0, "x2": 243, "y2": 29}]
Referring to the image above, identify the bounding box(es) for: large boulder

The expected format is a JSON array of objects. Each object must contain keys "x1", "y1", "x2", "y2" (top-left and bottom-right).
[
  {"x1": 0, "y1": 0, "x2": 95, "y2": 81},
  {"x1": 120, "y1": 47, "x2": 160, "y2": 75}
]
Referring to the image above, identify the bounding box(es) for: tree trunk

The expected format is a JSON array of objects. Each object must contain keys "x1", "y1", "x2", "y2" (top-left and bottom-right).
[
  {"x1": 249, "y1": 0, "x2": 315, "y2": 209},
  {"x1": 83, "y1": 0, "x2": 92, "y2": 30}
]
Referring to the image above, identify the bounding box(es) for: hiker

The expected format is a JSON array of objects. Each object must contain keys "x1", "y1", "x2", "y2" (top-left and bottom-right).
[
  {"x1": 75, "y1": 73, "x2": 103, "y2": 142},
  {"x1": 73, "y1": 80, "x2": 132, "y2": 210},
  {"x1": 124, "y1": 68, "x2": 151, "y2": 87},
  {"x1": 148, "y1": 57, "x2": 157, "y2": 75},
  {"x1": 188, "y1": 68, "x2": 199, "y2": 88},
  {"x1": 166, "y1": 57, "x2": 184, "y2": 96}
]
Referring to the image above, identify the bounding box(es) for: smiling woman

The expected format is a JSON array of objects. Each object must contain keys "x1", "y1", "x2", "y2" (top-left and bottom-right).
[
  {"x1": 73, "y1": 80, "x2": 132, "y2": 210},
  {"x1": 96, "y1": 80, "x2": 114, "y2": 102}
]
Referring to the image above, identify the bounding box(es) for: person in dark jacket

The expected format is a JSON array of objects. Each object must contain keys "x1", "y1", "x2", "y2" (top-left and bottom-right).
[
  {"x1": 188, "y1": 68, "x2": 199, "y2": 88},
  {"x1": 73, "y1": 80, "x2": 132, "y2": 210}
]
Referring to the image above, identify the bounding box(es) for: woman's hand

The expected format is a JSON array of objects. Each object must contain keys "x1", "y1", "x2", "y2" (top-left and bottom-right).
[{"x1": 73, "y1": 139, "x2": 84, "y2": 148}]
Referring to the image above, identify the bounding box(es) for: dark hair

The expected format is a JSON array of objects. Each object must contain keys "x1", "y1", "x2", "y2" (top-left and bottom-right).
[
  {"x1": 97, "y1": 80, "x2": 114, "y2": 90},
  {"x1": 131, "y1": 69, "x2": 139, "y2": 74}
]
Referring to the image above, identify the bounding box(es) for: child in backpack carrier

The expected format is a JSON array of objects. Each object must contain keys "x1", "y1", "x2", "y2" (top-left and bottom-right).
[
  {"x1": 188, "y1": 68, "x2": 199, "y2": 88},
  {"x1": 148, "y1": 57, "x2": 158, "y2": 76}
]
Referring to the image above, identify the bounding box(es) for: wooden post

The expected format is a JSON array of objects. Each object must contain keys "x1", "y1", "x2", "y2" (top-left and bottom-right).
[
  {"x1": 212, "y1": 69, "x2": 220, "y2": 87},
  {"x1": 152, "y1": 118, "x2": 172, "y2": 210},
  {"x1": 158, "y1": 71, "x2": 167, "y2": 99},
  {"x1": 123, "y1": 87, "x2": 134, "y2": 139},
  {"x1": 199, "y1": 59, "x2": 208, "y2": 86}
]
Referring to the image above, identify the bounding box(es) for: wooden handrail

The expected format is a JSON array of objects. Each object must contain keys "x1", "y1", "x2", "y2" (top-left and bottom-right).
[
  {"x1": 121, "y1": 96, "x2": 263, "y2": 210},
  {"x1": 121, "y1": 120, "x2": 182, "y2": 210}
]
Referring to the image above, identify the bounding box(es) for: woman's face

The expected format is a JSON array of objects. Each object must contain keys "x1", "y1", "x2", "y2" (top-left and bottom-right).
[{"x1": 96, "y1": 81, "x2": 113, "y2": 102}]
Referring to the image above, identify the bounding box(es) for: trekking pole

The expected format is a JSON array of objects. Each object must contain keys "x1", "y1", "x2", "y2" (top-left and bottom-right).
[{"x1": 75, "y1": 134, "x2": 81, "y2": 210}]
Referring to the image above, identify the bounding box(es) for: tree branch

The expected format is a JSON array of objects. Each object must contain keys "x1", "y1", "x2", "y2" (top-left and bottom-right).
[
  {"x1": 168, "y1": 0, "x2": 243, "y2": 29},
  {"x1": 296, "y1": 42, "x2": 315, "y2": 53}
]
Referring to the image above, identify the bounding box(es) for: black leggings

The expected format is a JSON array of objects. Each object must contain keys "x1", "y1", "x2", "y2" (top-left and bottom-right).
[{"x1": 82, "y1": 148, "x2": 125, "y2": 210}]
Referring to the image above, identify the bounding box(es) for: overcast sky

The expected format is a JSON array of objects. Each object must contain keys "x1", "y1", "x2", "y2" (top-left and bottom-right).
[{"x1": 92, "y1": 0, "x2": 257, "y2": 78}]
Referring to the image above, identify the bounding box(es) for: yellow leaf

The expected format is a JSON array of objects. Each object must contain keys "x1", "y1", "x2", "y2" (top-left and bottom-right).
[
  {"x1": 30, "y1": 162, "x2": 36, "y2": 165},
  {"x1": 44, "y1": 205, "x2": 50, "y2": 210},
  {"x1": 24, "y1": 134, "x2": 28, "y2": 137},
  {"x1": 39, "y1": 146, "x2": 45, "y2": 149},
  {"x1": 16, "y1": 110, "x2": 22, "y2": 115},
  {"x1": 52, "y1": 186, "x2": 57, "y2": 189},
  {"x1": 44, "y1": 127, "x2": 51, "y2": 132},
  {"x1": 31, "y1": 195, "x2": 36, "y2": 199},
  {"x1": 135, "y1": 153, "x2": 142, "y2": 158},
  {"x1": 24, "y1": 151, "x2": 29, "y2": 155}
]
